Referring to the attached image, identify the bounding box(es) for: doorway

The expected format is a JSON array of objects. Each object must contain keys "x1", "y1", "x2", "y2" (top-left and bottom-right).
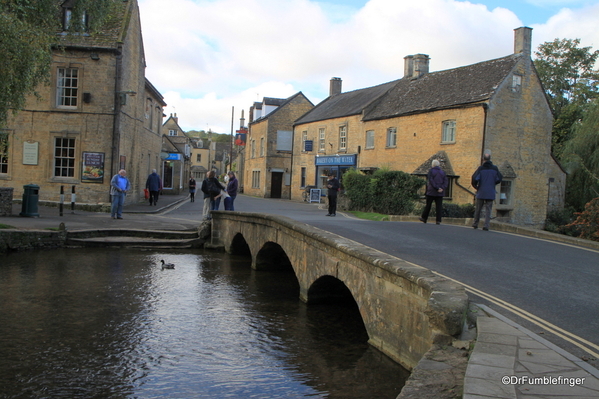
[{"x1": 271, "y1": 172, "x2": 283, "y2": 198}]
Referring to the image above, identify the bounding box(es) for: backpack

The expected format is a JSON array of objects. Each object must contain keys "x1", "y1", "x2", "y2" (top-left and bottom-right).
[{"x1": 207, "y1": 179, "x2": 221, "y2": 197}]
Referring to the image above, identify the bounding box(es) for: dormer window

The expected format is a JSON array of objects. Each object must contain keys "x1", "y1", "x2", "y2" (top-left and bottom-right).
[{"x1": 62, "y1": 0, "x2": 88, "y2": 32}]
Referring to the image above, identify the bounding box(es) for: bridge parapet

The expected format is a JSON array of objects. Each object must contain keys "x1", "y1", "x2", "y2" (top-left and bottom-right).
[{"x1": 210, "y1": 211, "x2": 468, "y2": 370}]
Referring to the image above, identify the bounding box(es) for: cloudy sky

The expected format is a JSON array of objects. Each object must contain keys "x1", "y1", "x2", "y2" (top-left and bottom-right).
[{"x1": 138, "y1": 0, "x2": 599, "y2": 133}]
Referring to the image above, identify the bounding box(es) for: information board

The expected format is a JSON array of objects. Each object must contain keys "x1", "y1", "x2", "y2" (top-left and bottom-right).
[{"x1": 309, "y1": 188, "x2": 321, "y2": 203}]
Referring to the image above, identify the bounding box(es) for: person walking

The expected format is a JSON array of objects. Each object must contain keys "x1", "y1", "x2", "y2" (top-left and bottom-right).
[
  {"x1": 224, "y1": 171, "x2": 238, "y2": 211},
  {"x1": 471, "y1": 151, "x2": 503, "y2": 231},
  {"x1": 200, "y1": 171, "x2": 224, "y2": 220},
  {"x1": 189, "y1": 175, "x2": 197, "y2": 202},
  {"x1": 110, "y1": 169, "x2": 131, "y2": 219},
  {"x1": 145, "y1": 169, "x2": 162, "y2": 206},
  {"x1": 419, "y1": 159, "x2": 448, "y2": 225},
  {"x1": 325, "y1": 173, "x2": 340, "y2": 217}
]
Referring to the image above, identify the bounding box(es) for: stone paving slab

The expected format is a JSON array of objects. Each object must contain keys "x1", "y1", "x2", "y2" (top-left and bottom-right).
[{"x1": 464, "y1": 306, "x2": 599, "y2": 399}]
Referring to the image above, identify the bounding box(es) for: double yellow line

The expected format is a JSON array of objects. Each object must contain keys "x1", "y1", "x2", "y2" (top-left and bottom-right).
[{"x1": 432, "y1": 269, "x2": 599, "y2": 359}]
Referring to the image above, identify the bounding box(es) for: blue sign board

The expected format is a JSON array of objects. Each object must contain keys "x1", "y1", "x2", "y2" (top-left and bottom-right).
[
  {"x1": 315, "y1": 154, "x2": 356, "y2": 166},
  {"x1": 165, "y1": 153, "x2": 181, "y2": 161},
  {"x1": 304, "y1": 140, "x2": 313, "y2": 152}
]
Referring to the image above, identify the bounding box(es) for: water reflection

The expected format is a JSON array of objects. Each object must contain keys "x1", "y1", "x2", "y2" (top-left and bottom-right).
[{"x1": 0, "y1": 248, "x2": 408, "y2": 398}]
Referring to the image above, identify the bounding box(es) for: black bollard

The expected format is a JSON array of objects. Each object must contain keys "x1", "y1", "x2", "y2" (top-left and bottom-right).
[{"x1": 59, "y1": 185, "x2": 64, "y2": 216}]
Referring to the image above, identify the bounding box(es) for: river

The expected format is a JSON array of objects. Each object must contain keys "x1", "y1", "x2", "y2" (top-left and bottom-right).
[{"x1": 0, "y1": 248, "x2": 408, "y2": 398}]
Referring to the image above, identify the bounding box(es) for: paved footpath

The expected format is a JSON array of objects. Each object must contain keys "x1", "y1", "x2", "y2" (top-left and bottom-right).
[{"x1": 3, "y1": 194, "x2": 599, "y2": 398}]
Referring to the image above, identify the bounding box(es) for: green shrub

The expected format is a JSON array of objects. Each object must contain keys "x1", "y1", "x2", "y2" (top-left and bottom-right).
[
  {"x1": 342, "y1": 169, "x2": 424, "y2": 215},
  {"x1": 545, "y1": 207, "x2": 579, "y2": 236},
  {"x1": 565, "y1": 198, "x2": 599, "y2": 240},
  {"x1": 414, "y1": 202, "x2": 475, "y2": 218}
]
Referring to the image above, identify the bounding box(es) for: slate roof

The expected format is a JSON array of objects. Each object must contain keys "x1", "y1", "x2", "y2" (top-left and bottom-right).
[
  {"x1": 364, "y1": 54, "x2": 521, "y2": 120},
  {"x1": 413, "y1": 151, "x2": 456, "y2": 176},
  {"x1": 295, "y1": 80, "x2": 399, "y2": 125},
  {"x1": 251, "y1": 92, "x2": 313, "y2": 125},
  {"x1": 296, "y1": 54, "x2": 522, "y2": 125}
]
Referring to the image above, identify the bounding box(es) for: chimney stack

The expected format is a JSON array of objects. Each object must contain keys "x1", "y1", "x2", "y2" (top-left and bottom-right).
[
  {"x1": 514, "y1": 26, "x2": 532, "y2": 56},
  {"x1": 404, "y1": 54, "x2": 429, "y2": 78},
  {"x1": 404, "y1": 55, "x2": 414, "y2": 78},
  {"x1": 330, "y1": 77, "x2": 342, "y2": 96},
  {"x1": 173, "y1": 112, "x2": 178, "y2": 123}
]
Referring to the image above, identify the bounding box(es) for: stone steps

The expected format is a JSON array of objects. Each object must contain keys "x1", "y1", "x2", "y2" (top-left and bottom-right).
[{"x1": 65, "y1": 228, "x2": 203, "y2": 249}]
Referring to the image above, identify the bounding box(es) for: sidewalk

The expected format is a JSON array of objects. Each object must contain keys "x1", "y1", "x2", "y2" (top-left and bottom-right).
[{"x1": 2, "y1": 194, "x2": 192, "y2": 231}]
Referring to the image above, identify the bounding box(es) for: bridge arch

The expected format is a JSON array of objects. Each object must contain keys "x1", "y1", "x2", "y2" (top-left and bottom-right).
[{"x1": 209, "y1": 211, "x2": 467, "y2": 370}]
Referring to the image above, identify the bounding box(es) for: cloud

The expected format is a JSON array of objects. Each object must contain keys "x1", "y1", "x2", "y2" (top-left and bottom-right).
[{"x1": 139, "y1": 0, "x2": 599, "y2": 132}]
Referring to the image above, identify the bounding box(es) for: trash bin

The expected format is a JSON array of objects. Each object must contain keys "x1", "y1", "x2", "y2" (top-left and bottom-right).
[{"x1": 20, "y1": 184, "x2": 40, "y2": 217}]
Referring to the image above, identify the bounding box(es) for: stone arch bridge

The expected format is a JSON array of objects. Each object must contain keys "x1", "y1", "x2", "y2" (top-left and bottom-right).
[{"x1": 209, "y1": 211, "x2": 468, "y2": 370}]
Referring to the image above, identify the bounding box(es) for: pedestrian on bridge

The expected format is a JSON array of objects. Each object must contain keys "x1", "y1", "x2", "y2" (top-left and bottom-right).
[{"x1": 471, "y1": 151, "x2": 503, "y2": 231}]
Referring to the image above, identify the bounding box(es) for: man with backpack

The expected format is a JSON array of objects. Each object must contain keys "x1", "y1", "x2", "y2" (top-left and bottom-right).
[
  {"x1": 201, "y1": 170, "x2": 224, "y2": 220},
  {"x1": 471, "y1": 151, "x2": 503, "y2": 231}
]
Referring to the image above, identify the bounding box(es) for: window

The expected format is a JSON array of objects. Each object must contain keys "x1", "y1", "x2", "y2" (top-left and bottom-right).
[
  {"x1": 63, "y1": 7, "x2": 88, "y2": 32},
  {"x1": 319, "y1": 128, "x2": 325, "y2": 152},
  {"x1": 196, "y1": 154, "x2": 201, "y2": 162},
  {"x1": 0, "y1": 133, "x2": 8, "y2": 174},
  {"x1": 300, "y1": 167, "x2": 306, "y2": 188},
  {"x1": 252, "y1": 170, "x2": 260, "y2": 188},
  {"x1": 442, "y1": 120, "x2": 456, "y2": 143},
  {"x1": 56, "y1": 68, "x2": 79, "y2": 108},
  {"x1": 169, "y1": 129, "x2": 177, "y2": 136},
  {"x1": 512, "y1": 75, "x2": 522, "y2": 93},
  {"x1": 302, "y1": 131, "x2": 307, "y2": 152},
  {"x1": 499, "y1": 180, "x2": 513, "y2": 205},
  {"x1": 251, "y1": 140, "x2": 255, "y2": 158},
  {"x1": 339, "y1": 125, "x2": 347, "y2": 151},
  {"x1": 54, "y1": 137, "x2": 76, "y2": 177},
  {"x1": 277, "y1": 130, "x2": 292, "y2": 151},
  {"x1": 386, "y1": 127, "x2": 397, "y2": 147},
  {"x1": 260, "y1": 137, "x2": 265, "y2": 156},
  {"x1": 366, "y1": 130, "x2": 375, "y2": 149}
]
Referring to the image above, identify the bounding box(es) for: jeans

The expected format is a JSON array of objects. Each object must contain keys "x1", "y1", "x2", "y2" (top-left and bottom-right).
[
  {"x1": 211, "y1": 197, "x2": 221, "y2": 211},
  {"x1": 111, "y1": 192, "x2": 126, "y2": 218},
  {"x1": 224, "y1": 195, "x2": 236, "y2": 211}
]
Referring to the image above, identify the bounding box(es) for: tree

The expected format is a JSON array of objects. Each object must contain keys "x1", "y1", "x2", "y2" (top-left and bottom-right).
[
  {"x1": 534, "y1": 38, "x2": 599, "y2": 158},
  {"x1": 0, "y1": 0, "x2": 114, "y2": 127},
  {"x1": 561, "y1": 99, "x2": 599, "y2": 210}
]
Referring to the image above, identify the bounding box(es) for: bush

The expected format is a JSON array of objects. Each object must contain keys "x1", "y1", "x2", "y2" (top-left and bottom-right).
[
  {"x1": 342, "y1": 169, "x2": 423, "y2": 215},
  {"x1": 565, "y1": 197, "x2": 599, "y2": 241},
  {"x1": 545, "y1": 207, "x2": 579, "y2": 236},
  {"x1": 413, "y1": 202, "x2": 475, "y2": 218}
]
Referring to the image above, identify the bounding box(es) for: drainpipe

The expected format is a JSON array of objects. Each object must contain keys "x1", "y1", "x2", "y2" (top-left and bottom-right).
[{"x1": 110, "y1": 47, "x2": 123, "y2": 201}]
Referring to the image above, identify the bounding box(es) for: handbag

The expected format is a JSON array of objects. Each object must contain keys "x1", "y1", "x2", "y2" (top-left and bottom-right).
[
  {"x1": 221, "y1": 189, "x2": 230, "y2": 198},
  {"x1": 143, "y1": 188, "x2": 149, "y2": 199}
]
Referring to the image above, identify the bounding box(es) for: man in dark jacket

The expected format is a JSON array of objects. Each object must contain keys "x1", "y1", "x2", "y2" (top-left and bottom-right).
[
  {"x1": 326, "y1": 173, "x2": 340, "y2": 217},
  {"x1": 471, "y1": 152, "x2": 503, "y2": 231},
  {"x1": 420, "y1": 160, "x2": 448, "y2": 224},
  {"x1": 145, "y1": 169, "x2": 162, "y2": 206}
]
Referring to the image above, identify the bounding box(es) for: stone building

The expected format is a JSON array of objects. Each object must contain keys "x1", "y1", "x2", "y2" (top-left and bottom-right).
[
  {"x1": 292, "y1": 27, "x2": 565, "y2": 227},
  {"x1": 245, "y1": 93, "x2": 314, "y2": 199},
  {"x1": 161, "y1": 114, "x2": 191, "y2": 195},
  {"x1": 0, "y1": 0, "x2": 165, "y2": 205}
]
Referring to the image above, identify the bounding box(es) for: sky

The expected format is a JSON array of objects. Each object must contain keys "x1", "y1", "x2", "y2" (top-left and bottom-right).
[{"x1": 138, "y1": 0, "x2": 599, "y2": 133}]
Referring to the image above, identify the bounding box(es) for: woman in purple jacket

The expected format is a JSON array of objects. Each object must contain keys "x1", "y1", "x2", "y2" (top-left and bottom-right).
[
  {"x1": 224, "y1": 171, "x2": 238, "y2": 211},
  {"x1": 419, "y1": 160, "x2": 448, "y2": 225}
]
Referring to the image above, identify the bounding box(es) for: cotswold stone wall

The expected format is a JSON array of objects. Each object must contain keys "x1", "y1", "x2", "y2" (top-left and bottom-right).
[
  {"x1": 0, "y1": 188, "x2": 13, "y2": 216},
  {"x1": 209, "y1": 211, "x2": 468, "y2": 370}
]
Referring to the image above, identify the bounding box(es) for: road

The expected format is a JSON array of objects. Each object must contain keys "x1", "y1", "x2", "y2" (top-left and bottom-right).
[{"x1": 163, "y1": 194, "x2": 599, "y2": 368}]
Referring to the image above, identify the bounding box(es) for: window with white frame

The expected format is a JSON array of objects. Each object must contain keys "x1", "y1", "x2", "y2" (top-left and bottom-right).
[
  {"x1": 0, "y1": 133, "x2": 8, "y2": 174},
  {"x1": 300, "y1": 167, "x2": 306, "y2": 187},
  {"x1": 56, "y1": 68, "x2": 79, "y2": 108},
  {"x1": 499, "y1": 180, "x2": 513, "y2": 205},
  {"x1": 54, "y1": 137, "x2": 76, "y2": 177},
  {"x1": 366, "y1": 130, "x2": 375, "y2": 149},
  {"x1": 339, "y1": 125, "x2": 347, "y2": 151},
  {"x1": 512, "y1": 75, "x2": 522, "y2": 93},
  {"x1": 252, "y1": 170, "x2": 260, "y2": 188},
  {"x1": 442, "y1": 120, "x2": 456, "y2": 143},
  {"x1": 169, "y1": 129, "x2": 177, "y2": 136},
  {"x1": 319, "y1": 128, "x2": 325, "y2": 152},
  {"x1": 386, "y1": 127, "x2": 397, "y2": 147},
  {"x1": 302, "y1": 131, "x2": 307, "y2": 152}
]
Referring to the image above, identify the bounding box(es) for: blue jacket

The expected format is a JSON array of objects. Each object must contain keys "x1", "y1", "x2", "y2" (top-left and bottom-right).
[
  {"x1": 425, "y1": 166, "x2": 448, "y2": 197},
  {"x1": 146, "y1": 172, "x2": 162, "y2": 192},
  {"x1": 471, "y1": 161, "x2": 502, "y2": 200}
]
